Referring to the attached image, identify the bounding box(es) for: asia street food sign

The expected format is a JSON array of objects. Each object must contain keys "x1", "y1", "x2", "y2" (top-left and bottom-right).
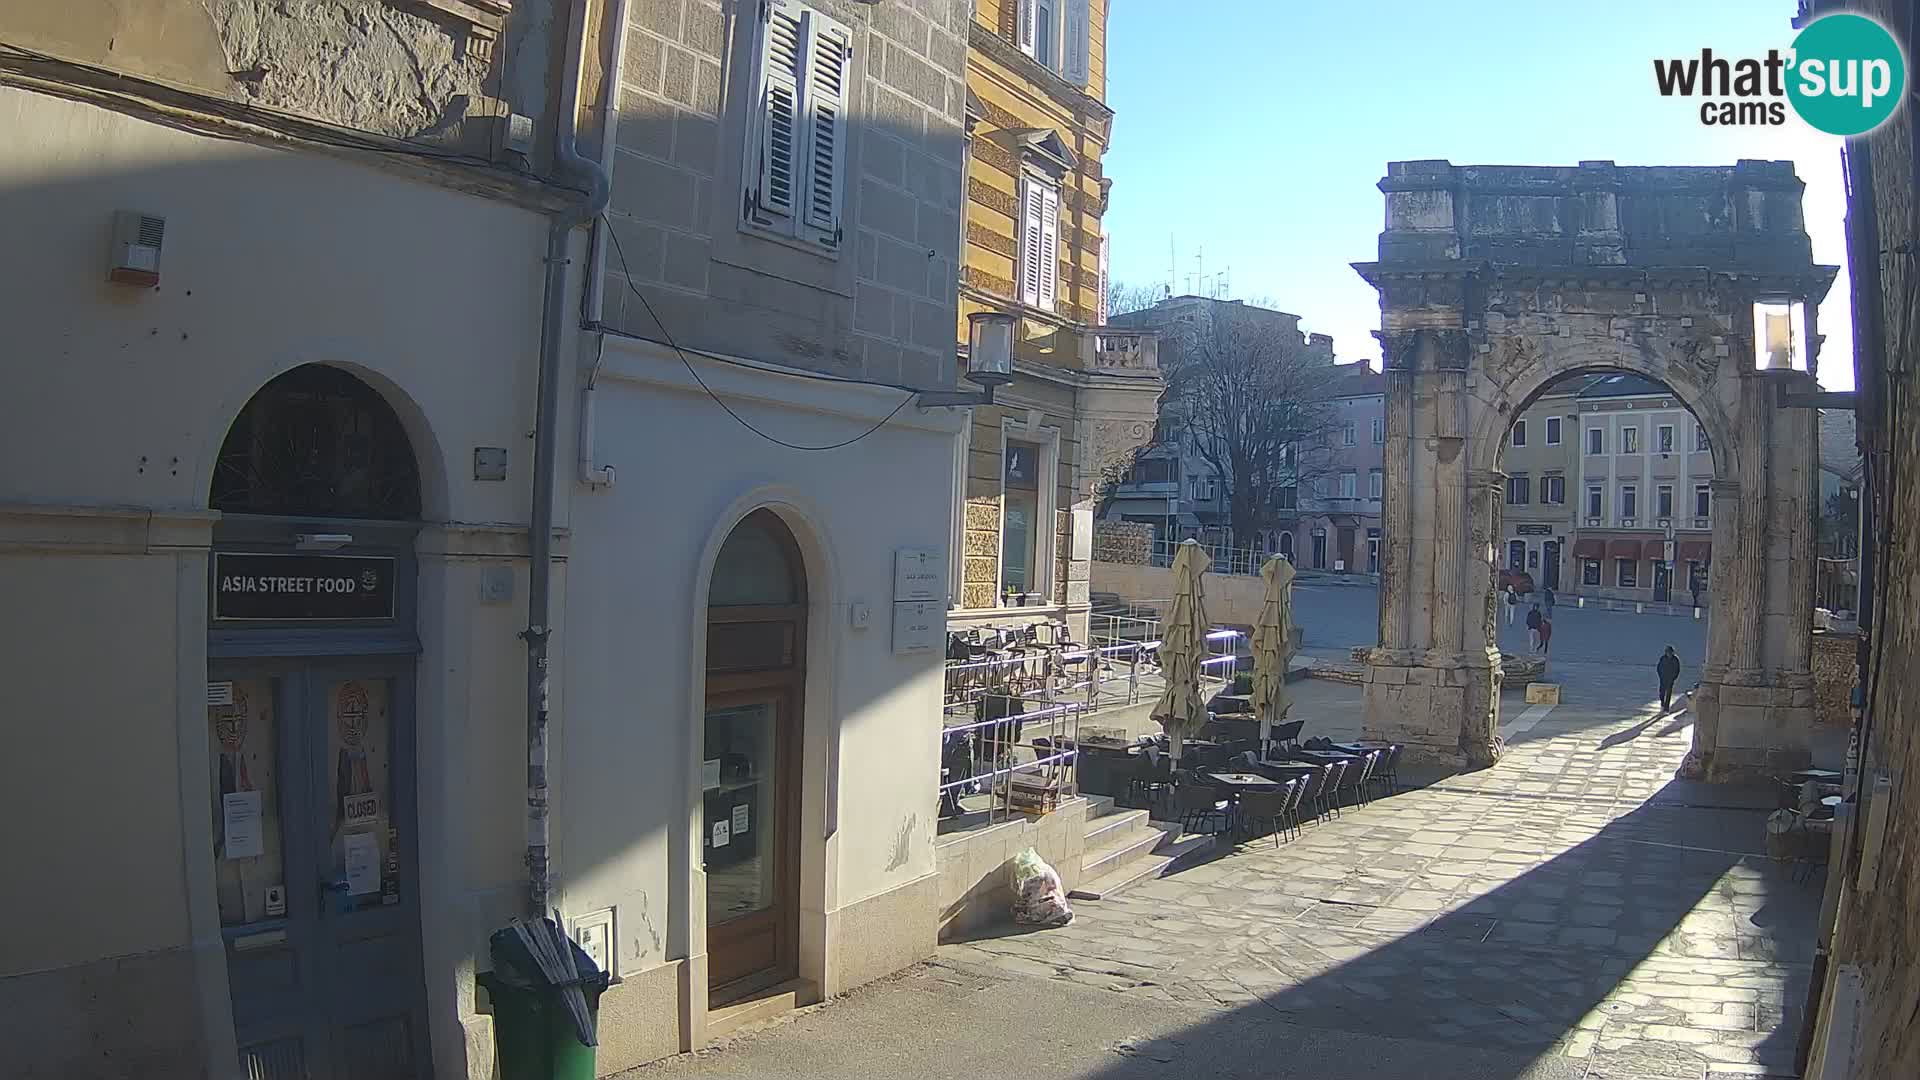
[{"x1": 214, "y1": 553, "x2": 396, "y2": 621}]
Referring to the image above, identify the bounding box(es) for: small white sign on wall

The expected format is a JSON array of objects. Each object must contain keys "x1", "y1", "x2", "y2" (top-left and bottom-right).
[
  {"x1": 892, "y1": 600, "x2": 942, "y2": 654},
  {"x1": 893, "y1": 548, "x2": 944, "y2": 602}
]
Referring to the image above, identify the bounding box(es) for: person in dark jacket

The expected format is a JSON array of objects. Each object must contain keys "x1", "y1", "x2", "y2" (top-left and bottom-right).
[
  {"x1": 1657, "y1": 646, "x2": 1682, "y2": 712},
  {"x1": 1525, "y1": 603, "x2": 1544, "y2": 652}
]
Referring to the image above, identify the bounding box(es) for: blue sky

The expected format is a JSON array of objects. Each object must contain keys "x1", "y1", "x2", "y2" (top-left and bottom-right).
[{"x1": 1101, "y1": 0, "x2": 1855, "y2": 389}]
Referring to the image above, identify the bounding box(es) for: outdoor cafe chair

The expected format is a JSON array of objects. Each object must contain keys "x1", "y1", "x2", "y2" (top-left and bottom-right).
[
  {"x1": 1370, "y1": 745, "x2": 1403, "y2": 798},
  {"x1": 1127, "y1": 755, "x2": 1173, "y2": 812},
  {"x1": 1172, "y1": 779, "x2": 1232, "y2": 837},
  {"x1": 1232, "y1": 783, "x2": 1297, "y2": 847},
  {"x1": 1290, "y1": 763, "x2": 1329, "y2": 826},
  {"x1": 1317, "y1": 759, "x2": 1348, "y2": 818},
  {"x1": 1270, "y1": 719, "x2": 1306, "y2": 754}
]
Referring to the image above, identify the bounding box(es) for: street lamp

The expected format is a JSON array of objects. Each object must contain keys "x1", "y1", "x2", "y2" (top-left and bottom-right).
[{"x1": 917, "y1": 311, "x2": 1016, "y2": 408}]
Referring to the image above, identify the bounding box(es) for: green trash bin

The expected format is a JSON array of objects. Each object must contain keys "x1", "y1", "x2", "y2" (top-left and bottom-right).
[{"x1": 482, "y1": 925, "x2": 610, "y2": 1080}]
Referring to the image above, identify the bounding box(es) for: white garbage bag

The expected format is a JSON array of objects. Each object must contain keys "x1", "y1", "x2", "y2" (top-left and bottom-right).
[{"x1": 1009, "y1": 847, "x2": 1073, "y2": 927}]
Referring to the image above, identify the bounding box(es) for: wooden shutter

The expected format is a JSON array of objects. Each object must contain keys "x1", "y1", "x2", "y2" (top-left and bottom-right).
[
  {"x1": 1019, "y1": 177, "x2": 1043, "y2": 306},
  {"x1": 1063, "y1": 0, "x2": 1090, "y2": 85},
  {"x1": 800, "y1": 10, "x2": 850, "y2": 245},
  {"x1": 1037, "y1": 182, "x2": 1060, "y2": 311},
  {"x1": 1017, "y1": 0, "x2": 1038, "y2": 56},
  {"x1": 749, "y1": 0, "x2": 805, "y2": 225}
]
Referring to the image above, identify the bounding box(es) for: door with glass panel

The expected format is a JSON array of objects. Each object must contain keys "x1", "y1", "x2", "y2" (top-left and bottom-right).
[
  {"x1": 704, "y1": 510, "x2": 808, "y2": 1000},
  {"x1": 210, "y1": 662, "x2": 426, "y2": 1079}
]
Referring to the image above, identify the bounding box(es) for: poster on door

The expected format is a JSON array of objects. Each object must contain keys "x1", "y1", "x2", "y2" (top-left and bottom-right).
[
  {"x1": 329, "y1": 679, "x2": 396, "y2": 911},
  {"x1": 209, "y1": 679, "x2": 285, "y2": 926}
]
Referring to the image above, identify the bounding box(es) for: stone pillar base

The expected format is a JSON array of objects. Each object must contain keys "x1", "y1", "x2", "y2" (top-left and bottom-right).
[
  {"x1": 1684, "y1": 678, "x2": 1815, "y2": 782},
  {"x1": 1361, "y1": 652, "x2": 1502, "y2": 770}
]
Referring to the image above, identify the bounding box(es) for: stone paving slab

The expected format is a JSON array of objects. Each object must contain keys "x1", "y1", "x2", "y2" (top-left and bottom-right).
[{"x1": 940, "y1": 687, "x2": 1818, "y2": 1077}]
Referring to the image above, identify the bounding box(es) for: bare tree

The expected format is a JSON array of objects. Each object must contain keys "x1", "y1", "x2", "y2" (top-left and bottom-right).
[
  {"x1": 1158, "y1": 305, "x2": 1344, "y2": 545},
  {"x1": 1106, "y1": 280, "x2": 1166, "y2": 321}
]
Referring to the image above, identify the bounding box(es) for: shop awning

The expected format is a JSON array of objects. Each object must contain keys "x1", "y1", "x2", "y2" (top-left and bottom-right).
[
  {"x1": 1678, "y1": 539, "x2": 1712, "y2": 562},
  {"x1": 1643, "y1": 539, "x2": 1671, "y2": 560},
  {"x1": 1608, "y1": 538, "x2": 1645, "y2": 559},
  {"x1": 1572, "y1": 538, "x2": 1606, "y2": 559}
]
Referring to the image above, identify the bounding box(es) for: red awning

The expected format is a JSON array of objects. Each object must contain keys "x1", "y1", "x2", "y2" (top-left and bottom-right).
[
  {"x1": 1643, "y1": 539, "x2": 1670, "y2": 560},
  {"x1": 1678, "y1": 539, "x2": 1711, "y2": 562},
  {"x1": 1608, "y1": 539, "x2": 1645, "y2": 559},
  {"x1": 1572, "y1": 538, "x2": 1606, "y2": 559}
]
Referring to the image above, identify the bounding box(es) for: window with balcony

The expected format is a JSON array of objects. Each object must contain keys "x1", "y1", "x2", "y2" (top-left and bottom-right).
[
  {"x1": 1621, "y1": 426, "x2": 1640, "y2": 454},
  {"x1": 1506, "y1": 475, "x2": 1530, "y2": 505},
  {"x1": 1546, "y1": 416, "x2": 1562, "y2": 445},
  {"x1": 1511, "y1": 420, "x2": 1527, "y2": 447},
  {"x1": 1587, "y1": 427, "x2": 1604, "y2": 455}
]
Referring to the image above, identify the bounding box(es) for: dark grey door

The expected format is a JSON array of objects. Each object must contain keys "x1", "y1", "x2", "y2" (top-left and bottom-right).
[{"x1": 210, "y1": 660, "x2": 427, "y2": 1079}]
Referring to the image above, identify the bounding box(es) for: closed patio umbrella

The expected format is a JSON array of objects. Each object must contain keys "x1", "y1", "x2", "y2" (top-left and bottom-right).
[
  {"x1": 1251, "y1": 554, "x2": 1297, "y2": 749},
  {"x1": 1151, "y1": 540, "x2": 1211, "y2": 763}
]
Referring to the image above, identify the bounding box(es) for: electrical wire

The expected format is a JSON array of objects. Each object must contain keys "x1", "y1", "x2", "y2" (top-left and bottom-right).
[{"x1": 600, "y1": 214, "x2": 916, "y2": 451}]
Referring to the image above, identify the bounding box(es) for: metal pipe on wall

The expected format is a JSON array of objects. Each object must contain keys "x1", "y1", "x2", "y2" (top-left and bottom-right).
[{"x1": 525, "y1": 0, "x2": 622, "y2": 918}]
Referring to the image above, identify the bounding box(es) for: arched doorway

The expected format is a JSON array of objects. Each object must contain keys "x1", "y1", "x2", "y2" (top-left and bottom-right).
[
  {"x1": 1278, "y1": 531, "x2": 1295, "y2": 562},
  {"x1": 206, "y1": 364, "x2": 430, "y2": 1078},
  {"x1": 703, "y1": 510, "x2": 807, "y2": 1001}
]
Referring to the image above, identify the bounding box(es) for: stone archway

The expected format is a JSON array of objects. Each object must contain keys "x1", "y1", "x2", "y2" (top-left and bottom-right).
[{"x1": 1354, "y1": 160, "x2": 1838, "y2": 781}]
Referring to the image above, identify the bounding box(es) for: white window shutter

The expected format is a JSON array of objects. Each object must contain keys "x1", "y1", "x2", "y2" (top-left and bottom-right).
[
  {"x1": 1017, "y1": 0, "x2": 1038, "y2": 57},
  {"x1": 749, "y1": 0, "x2": 805, "y2": 225},
  {"x1": 1097, "y1": 233, "x2": 1109, "y2": 324},
  {"x1": 1063, "y1": 0, "x2": 1090, "y2": 85},
  {"x1": 1019, "y1": 177, "x2": 1043, "y2": 306},
  {"x1": 1037, "y1": 183, "x2": 1060, "y2": 311},
  {"x1": 800, "y1": 10, "x2": 850, "y2": 245}
]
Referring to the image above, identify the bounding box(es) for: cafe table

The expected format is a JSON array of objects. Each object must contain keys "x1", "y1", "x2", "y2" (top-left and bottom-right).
[{"x1": 1288, "y1": 749, "x2": 1362, "y2": 767}]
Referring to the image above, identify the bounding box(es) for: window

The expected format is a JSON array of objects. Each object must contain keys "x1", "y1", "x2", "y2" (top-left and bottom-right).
[
  {"x1": 1276, "y1": 485, "x2": 1297, "y2": 511},
  {"x1": 1620, "y1": 485, "x2": 1638, "y2": 521},
  {"x1": 1339, "y1": 471, "x2": 1358, "y2": 499},
  {"x1": 1511, "y1": 420, "x2": 1527, "y2": 447},
  {"x1": 1342, "y1": 421, "x2": 1357, "y2": 447},
  {"x1": 1587, "y1": 485, "x2": 1603, "y2": 519},
  {"x1": 1583, "y1": 559, "x2": 1601, "y2": 586},
  {"x1": 1368, "y1": 468, "x2": 1383, "y2": 500},
  {"x1": 1657, "y1": 485, "x2": 1674, "y2": 518},
  {"x1": 1506, "y1": 475, "x2": 1530, "y2": 505},
  {"x1": 1371, "y1": 417, "x2": 1385, "y2": 444},
  {"x1": 1018, "y1": 0, "x2": 1091, "y2": 84},
  {"x1": 1695, "y1": 484, "x2": 1711, "y2": 518},
  {"x1": 1587, "y1": 427, "x2": 1604, "y2": 455},
  {"x1": 1189, "y1": 476, "x2": 1202, "y2": 502},
  {"x1": 1017, "y1": 175, "x2": 1061, "y2": 310},
  {"x1": 1000, "y1": 440, "x2": 1043, "y2": 600},
  {"x1": 1695, "y1": 424, "x2": 1710, "y2": 452},
  {"x1": 1657, "y1": 425, "x2": 1675, "y2": 454},
  {"x1": 743, "y1": 0, "x2": 849, "y2": 250},
  {"x1": 1545, "y1": 416, "x2": 1562, "y2": 445},
  {"x1": 1621, "y1": 426, "x2": 1640, "y2": 454},
  {"x1": 1616, "y1": 558, "x2": 1639, "y2": 588},
  {"x1": 1540, "y1": 475, "x2": 1565, "y2": 505}
]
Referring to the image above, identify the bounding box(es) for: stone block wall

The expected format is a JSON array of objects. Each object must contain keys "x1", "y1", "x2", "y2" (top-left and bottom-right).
[
  {"x1": 1092, "y1": 520, "x2": 1151, "y2": 564},
  {"x1": 1810, "y1": 630, "x2": 1857, "y2": 728}
]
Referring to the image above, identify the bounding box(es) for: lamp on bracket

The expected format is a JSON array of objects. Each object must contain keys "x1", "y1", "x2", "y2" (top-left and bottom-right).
[{"x1": 918, "y1": 311, "x2": 1016, "y2": 409}]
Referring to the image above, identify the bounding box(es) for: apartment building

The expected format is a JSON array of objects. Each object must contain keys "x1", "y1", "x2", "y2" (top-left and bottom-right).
[
  {"x1": 1284, "y1": 363, "x2": 1386, "y2": 573},
  {"x1": 1500, "y1": 385, "x2": 1580, "y2": 589}
]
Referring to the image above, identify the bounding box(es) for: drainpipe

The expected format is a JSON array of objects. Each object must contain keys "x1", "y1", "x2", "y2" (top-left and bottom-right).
[{"x1": 525, "y1": 0, "x2": 621, "y2": 918}]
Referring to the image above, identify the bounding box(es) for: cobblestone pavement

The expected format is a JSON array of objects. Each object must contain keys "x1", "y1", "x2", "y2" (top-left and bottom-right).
[{"x1": 940, "y1": 691, "x2": 1819, "y2": 1079}]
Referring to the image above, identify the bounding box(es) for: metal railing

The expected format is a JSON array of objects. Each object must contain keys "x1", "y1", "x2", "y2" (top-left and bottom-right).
[{"x1": 1145, "y1": 538, "x2": 1276, "y2": 577}]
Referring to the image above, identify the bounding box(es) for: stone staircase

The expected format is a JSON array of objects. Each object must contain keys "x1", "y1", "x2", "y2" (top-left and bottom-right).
[{"x1": 1069, "y1": 795, "x2": 1209, "y2": 901}]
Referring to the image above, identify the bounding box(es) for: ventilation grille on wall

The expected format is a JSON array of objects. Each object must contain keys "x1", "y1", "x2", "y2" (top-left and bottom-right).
[{"x1": 108, "y1": 210, "x2": 165, "y2": 286}]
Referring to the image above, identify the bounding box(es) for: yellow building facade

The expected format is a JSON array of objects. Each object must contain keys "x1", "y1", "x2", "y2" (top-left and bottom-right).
[{"x1": 948, "y1": 0, "x2": 1161, "y2": 640}]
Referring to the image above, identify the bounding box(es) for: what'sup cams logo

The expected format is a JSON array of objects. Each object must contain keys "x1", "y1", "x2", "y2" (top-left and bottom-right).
[{"x1": 1654, "y1": 12, "x2": 1907, "y2": 135}]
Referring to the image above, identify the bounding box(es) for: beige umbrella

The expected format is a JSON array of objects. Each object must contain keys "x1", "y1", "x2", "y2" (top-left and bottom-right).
[
  {"x1": 1251, "y1": 555, "x2": 1298, "y2": 750},
  {"x1": 1151, "y1": 540, "x2": 1211, "y2": 763}
]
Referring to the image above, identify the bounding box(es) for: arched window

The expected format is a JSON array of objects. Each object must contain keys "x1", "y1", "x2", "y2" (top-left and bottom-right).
[
  {"x1": 211, "y1": 365, "x2": 421, "y2": 520},
  {"x1": 1279, "y1": 532, "x2": 1295, "y2": 562},
  {"x1": 710, "y1": 510, "x2": 804, "y2": 608}
]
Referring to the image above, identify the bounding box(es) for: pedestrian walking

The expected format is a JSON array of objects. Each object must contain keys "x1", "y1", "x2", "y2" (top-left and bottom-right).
[
  {"x1": 1525, "y1": 603, "x2": 1543, "y2": 652},
  {"x1": 1657, "y1": 645, "x2": 1682, "y2": 713},
  {"x1": 1505, "y1": 585, "x2": 1518, "y2": 625},
  {"x1": 1542, "y1": 585, "x2": 1556, "y2": 619},
  {"x1": 1690, "y1": 579, "x2": 1702, "y2": 611},
  {"x1": 1538, "y1": 616, "x2": 1553, "y2": 656}
]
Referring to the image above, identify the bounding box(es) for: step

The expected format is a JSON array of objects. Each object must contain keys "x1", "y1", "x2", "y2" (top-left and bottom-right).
[
  {"x1": 705, "y1": 978, "x2": 819, "y2": 1039},
  {"x1": 1083, "y1": 805, "x2": 1152, "y2": 851},
  {"x1": 1078, "y1": 820, "x2": 1166, "y2": 883},
  {"x1": 1071, "y1": 827, "x2": 1214, "y2": 901}
]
